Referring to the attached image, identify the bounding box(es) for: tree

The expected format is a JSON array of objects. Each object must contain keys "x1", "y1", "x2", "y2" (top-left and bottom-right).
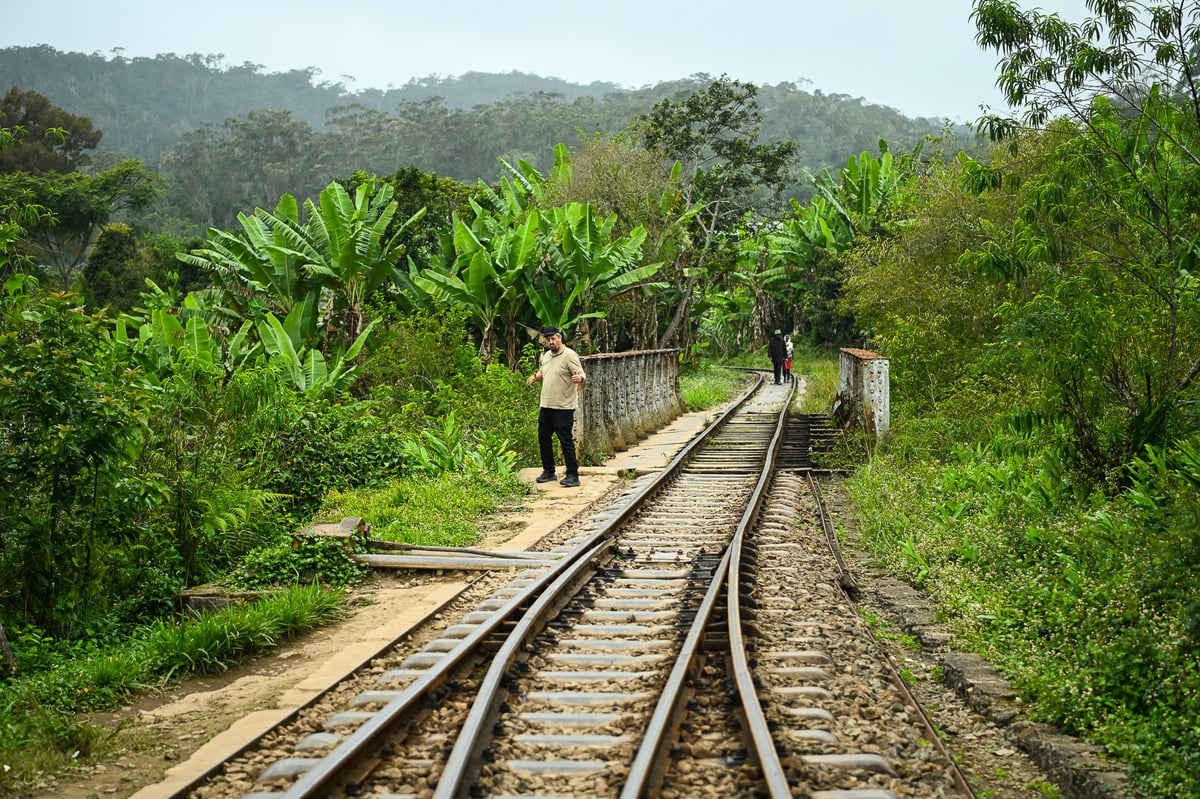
[
  {"x1": 4, "y1": 159, "x2": 160, "y2": 288},
  {"x1": 972, "y1": 0, "x2": 1200, "y2": 476},
  {"x1": 544, "y1": 133, "x2": 685, "y2": 350},
  {"x1": 635, "y1": 76, "x2": 798, "y2": 349},
  {"x1": 0, "y1": 125, "x2": 54, "y2": 278},
  {"x1": 83, "y1": 223, "x2": 156, "y2": 312},
  {"x1": 531, "y1": 202, "x2": 662, "y2": 355},
  {"x1": 839, "y1": 133, "x2": 1041, "y2": 419},
  {"x1": 381, "y1": 166, "x2": 479, "y2": 264},
  {"x1": 159, "y1": 109, "x2": 325, "y2": 231},
  {"x1": 415, "y1": 147, "x2": 664, "y2": 365},
  {"x1": 0, "y1": 86, "x2": 101, "y2": 174},
  {"x1": 416, "y1": 198, "x2": 541, "y2": 366}
]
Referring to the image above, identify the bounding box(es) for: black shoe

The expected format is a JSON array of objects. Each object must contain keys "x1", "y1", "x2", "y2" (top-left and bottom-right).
[
  {"x1": 559, "y1": 474, "x2": 580, "y2": 487},
  {"x1": 535, "y1": 471, "x2": 558, "y2": 483}
]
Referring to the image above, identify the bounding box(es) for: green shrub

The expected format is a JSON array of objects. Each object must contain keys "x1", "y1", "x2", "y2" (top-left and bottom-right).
[
  {"x1": 256, "y1": 395, "x2": 408, "y2": 516},
  {"x1": 0, "y1": 286, "x2": 154, "y2": 636},
  {"x1": 400, "y1": 411, "x2": 519, "y2": 477},
  {"x1": 232, "y1": 536, "x2": 366, "y2": 589},
  {"x1": 318, "y1": 470, "x2": 527, "y2": 549}
]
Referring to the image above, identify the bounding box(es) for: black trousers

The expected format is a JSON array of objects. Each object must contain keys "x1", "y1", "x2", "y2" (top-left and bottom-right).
[
  {"x1": 538, "y1": 407, "x2": 578, "y2": 475},
  {"x1": 772, "y1": 360, "x2": 784, "y2": 383}
]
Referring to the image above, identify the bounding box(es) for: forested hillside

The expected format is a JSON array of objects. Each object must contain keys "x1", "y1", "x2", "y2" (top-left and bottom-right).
[{"x1": 0, "y1": 45, "x2": 957, "y2": 188}]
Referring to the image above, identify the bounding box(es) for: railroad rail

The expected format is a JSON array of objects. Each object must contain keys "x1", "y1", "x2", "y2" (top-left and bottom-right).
[{"x1": 182, "y1": 379, "x2": 977, "y2": 799}]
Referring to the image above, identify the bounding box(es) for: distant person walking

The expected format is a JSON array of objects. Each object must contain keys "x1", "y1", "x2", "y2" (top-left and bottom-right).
[
  {"x1": 527, "y1": 325, "x2": 587, "y2": 487},
  {"x1": 768, "y1": 329, "x2": 786, "y2": 385},
  {"x1": 783, "y1": 334, "x2": 794, "y2": 383}
]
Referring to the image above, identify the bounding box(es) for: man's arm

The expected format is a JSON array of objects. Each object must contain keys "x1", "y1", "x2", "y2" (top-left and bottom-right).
[{"x1": 568, "y1": 352, "x2": 586, "y2": 382}]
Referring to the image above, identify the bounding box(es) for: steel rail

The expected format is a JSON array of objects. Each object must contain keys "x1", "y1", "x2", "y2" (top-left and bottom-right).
[
  {"x1": 160, "y1": 573, "x2": 494, "y2": 799},
  {"x1": 808, "y1": 473, "x2": 979, "y2": 799},
  {"x1": 723, "y1": 377, "x2": 797, "y2": 798},
  {"x1": 432, "y1": 537, "x2": 613, "y2": 799},
  {"x1": 273, "y1": 373, "x2": 766, "y2": 798},
  {"x1": 617, "y1": 542, "x2": 733, "y2": 798},
  {"x1": 807, "y1": 471, "x2": 858, "y2": 593},
  {"x1": 620, "y1": 378, "x2": 795, "y2": 798},
  {"x1": 274, "y1": 555, "x2": 567, "y2": 798}
]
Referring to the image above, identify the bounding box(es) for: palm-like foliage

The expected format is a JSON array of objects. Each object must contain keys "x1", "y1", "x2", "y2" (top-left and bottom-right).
[
  {"x1": 167, "y1": 179, "x2": 425, "y2": 393},
  {"x1": 180, "y1": 179, "x2": 425, "y2": 355},
  {"x1": 531, "y1": 203, "x2": 663, "y2": 350},
  {"x1": 415, "y1": 148, "x2": 665, "y2": 364},
  {"x1": 742, "y1": 141, "x2": 923, "y2": 344},
  {"x1": 176, "y1": 194, "x2": 310, "y2": 328},
  {"x1": 290, "y1": 181, "x2": 425, "y2": 347},
  {"x1": 416, "y1": 203, "x2": 541, "y2": 365}
]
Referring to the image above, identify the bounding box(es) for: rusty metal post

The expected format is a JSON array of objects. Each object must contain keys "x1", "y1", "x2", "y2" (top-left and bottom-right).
[{"x1": 836, "y1": 348, "x2": 890, "y2": 439}]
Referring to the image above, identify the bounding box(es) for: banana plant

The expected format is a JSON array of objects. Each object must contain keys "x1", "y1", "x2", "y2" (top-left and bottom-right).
[
  {"x1": 176, "y1": 193, "x2": 315, "y2": 329},
  {"x1": 285, "y1": 181, "x2": 426, "y2": 347},
  {"x1": 416, "y1": 207, "x2": 542, "y2": 365},
  {"x1": 256, "y1": 309, "x2": 378, "y2": 396},
  {"x1": 481, "y1": 142, "x2": 570, "y2": 216},
  {"x1": 180, "y1": 179, "x2": 424, "y2": 357},
  {"x1": 805, "y1": 138, "x2": 924, "y2": 235},
  {"x1": 530, "y1": 202, "x2": 664, "y2": 349}
]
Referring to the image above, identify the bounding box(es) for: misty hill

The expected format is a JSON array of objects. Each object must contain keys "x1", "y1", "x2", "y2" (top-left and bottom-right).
[{"x1": 0, "y1": 45, "x2": 957, "y2": 171}]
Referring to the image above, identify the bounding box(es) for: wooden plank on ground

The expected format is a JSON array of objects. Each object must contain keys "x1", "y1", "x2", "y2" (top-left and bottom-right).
[
  {"x1": 295, "y1": 517, "x2": 368, "y2": 539},
  {"x1": 354, "y1": 554, "x2": 557, "y2": 570},
  {"x1": 365, "y1": 541, "x2": 553, "y2": 559}
]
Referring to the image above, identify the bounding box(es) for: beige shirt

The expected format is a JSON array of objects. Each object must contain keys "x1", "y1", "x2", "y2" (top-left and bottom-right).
[{"x1": 538, "y1": 346, "x2": 585, "y2": 409}]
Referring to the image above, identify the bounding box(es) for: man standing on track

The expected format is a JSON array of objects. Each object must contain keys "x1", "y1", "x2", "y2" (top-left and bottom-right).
[
  {"x1": 768, "y1": 329, "x2": 786, "y2": 385},
  {"x1": 527, "y1": 325, "x2": 587, "y2": 487}
]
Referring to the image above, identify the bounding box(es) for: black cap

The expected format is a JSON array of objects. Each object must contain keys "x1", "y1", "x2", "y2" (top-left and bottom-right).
[{"x1": 541, "y1": 325, "x2": 561, "y2": 336}]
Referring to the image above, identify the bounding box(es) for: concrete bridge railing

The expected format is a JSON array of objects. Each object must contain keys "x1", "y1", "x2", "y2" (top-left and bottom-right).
[
  {"x1": 572, "y1": 349, "x2": 685, "y2": 463},
  {"x1": 834, "y1": 347, "x2": 890, "y2": 439}
]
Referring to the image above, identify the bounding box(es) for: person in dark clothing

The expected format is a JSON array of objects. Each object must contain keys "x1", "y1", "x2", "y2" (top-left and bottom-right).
[{"x1": 768, "y1": 329, "x2": 786, "y2": 384}]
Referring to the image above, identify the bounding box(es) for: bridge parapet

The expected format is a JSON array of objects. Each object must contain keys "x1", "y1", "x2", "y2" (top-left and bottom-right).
[
  {"x1": 835, "y1": 348, "x2": 890, "y2": 439},
  {"x1": 575, "y1": 349, "x2": 684, "y2": 463}
]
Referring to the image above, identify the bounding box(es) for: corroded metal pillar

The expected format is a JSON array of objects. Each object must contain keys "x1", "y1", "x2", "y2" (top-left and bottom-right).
[{"x1": 835, "y1": 348, "x2": 890, "y2": 439}]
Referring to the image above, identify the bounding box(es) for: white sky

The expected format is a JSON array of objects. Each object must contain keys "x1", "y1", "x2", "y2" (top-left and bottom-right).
[{"x1": 6, "y1": 0, "x2": 1092, "y2": 123}]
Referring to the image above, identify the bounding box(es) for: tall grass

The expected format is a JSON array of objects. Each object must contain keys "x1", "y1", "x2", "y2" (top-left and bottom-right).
[
  {"x1": 680, "y1": 362, "x2": 753, "y2": 411},
  {"x1": 317, "y1": 470, "x2": 528, "y2": 548},
  {"x1": 794, "y1": 351, "x2": 839, "y2": 414},
  {"x1": 0, "y1": 584, "x2": 345, "y2": 793}
]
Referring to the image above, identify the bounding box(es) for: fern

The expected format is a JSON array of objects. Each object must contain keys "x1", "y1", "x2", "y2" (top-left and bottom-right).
[{"x1": 198, "y1": 487, "x2": 288, "y2": 561}]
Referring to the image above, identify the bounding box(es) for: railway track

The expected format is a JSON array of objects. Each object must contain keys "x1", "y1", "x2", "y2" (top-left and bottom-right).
[{"x1": 180, "y1": 377, "x2": 976, "y2": 799}]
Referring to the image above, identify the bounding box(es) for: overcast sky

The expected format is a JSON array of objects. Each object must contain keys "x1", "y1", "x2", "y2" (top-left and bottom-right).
[{"x1": 7, "y1": 0, "x2": 1092, "y2": 122}]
